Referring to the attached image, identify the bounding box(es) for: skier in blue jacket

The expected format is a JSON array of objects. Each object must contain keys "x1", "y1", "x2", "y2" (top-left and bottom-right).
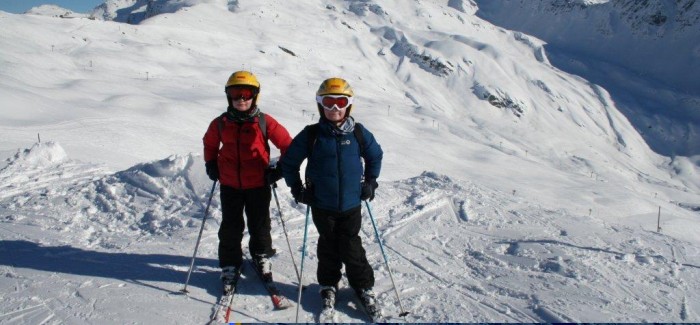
[{"x1": 280, "y1": 77, "x2": 383, "y2": 319}]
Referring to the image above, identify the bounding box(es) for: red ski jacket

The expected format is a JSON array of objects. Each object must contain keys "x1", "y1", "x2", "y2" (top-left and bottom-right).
[{"x1": 203, "y1": 113, "x2": 292, "y2": 189}]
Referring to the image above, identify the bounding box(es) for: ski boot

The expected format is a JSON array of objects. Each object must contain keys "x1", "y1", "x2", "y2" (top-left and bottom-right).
[
  {"x1": 356, "y1": 287, "x2": 383, "y2": 322},
  {"x1": 319, "y1": 285, "x2": 337, "y2": 322},
  {"x1": 220, "y1": 266, "x2": 240, "y2": 294},
  {"x1": 321, "y1": 286, "x2": 336, "y2": 309},
  {"x1": 253, "y1": 255, "x2": 273, "y2": 282}
]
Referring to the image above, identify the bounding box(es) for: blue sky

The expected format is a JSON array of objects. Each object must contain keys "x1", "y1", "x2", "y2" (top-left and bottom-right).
[{"x1": 0, "y1": 0, "x2": 104, "y2": 14}]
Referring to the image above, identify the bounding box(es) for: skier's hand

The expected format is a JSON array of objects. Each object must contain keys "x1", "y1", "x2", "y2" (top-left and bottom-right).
[
  {"x1": 265, "y1": 166, "x2": 282, "y2": 185},
  {"x1": 291, "y1": 184, "x2": 313, "y2": 205},
  {"x1": 205, "y1": 160, "x2": 219, "y2": 181},
  {"x1": 360, "y1": 178, "x2": 378, "y2": 201}
]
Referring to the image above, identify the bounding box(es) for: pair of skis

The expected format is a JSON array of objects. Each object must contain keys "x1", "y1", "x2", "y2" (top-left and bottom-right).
[
  {"x1": 208, "y1": 260, "x2": 292, "y2": 324},
  {"x1": 208, "y1": 269, "x2": 381, "y2": 324}
]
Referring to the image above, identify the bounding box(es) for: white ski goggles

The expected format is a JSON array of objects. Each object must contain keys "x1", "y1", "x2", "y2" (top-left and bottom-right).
[{"x1": 316, "y1": 95, "x2": 353, "y2": 111}]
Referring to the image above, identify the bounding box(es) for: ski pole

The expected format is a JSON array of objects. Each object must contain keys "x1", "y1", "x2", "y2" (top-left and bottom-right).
[
  {"x1": 295, "y1": 205, "x2": 311, "y2": 322},
  {"x1": 181, "y1": 180, "x2": 217, "y2": 294},
  {"x1": 271, "y1": 183, "x2": 301, "y2": 283},
  {"x1": 365, "y1": 200, "x2": 409, "y2": 318}
]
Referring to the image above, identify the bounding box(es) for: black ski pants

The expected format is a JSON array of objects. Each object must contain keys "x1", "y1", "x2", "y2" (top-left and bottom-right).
[
  {"x1": 312, "y1": 205, "x2": 374, "y2": 290},
  {"x1": 218, "y1": 185, "x2": 274, "y2": 268}
]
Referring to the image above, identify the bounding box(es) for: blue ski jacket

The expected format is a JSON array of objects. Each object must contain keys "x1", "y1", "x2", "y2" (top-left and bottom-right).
[{"x1": 280, "y1": 119, "x2": 383, "y2": 213}]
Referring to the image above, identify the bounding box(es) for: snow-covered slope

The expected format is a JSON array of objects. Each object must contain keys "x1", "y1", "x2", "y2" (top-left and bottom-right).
[
  {"x1": 474, "y1": 0, "x2": 700, "y2": 157},
  {"x1": 2, "y1": 142, "x2": 699, "y2": 323},
  {"x1": 1, "y1": 0, "x2": 700, "y2": 323}
]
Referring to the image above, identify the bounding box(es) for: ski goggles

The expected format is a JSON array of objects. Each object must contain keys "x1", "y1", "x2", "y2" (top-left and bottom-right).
[
  {"x1": 226, "y1": 87, "x2": 257, "y2": 101},
  {"x1": 316, "y1": 95, "x2": 353, "y2": 110}
]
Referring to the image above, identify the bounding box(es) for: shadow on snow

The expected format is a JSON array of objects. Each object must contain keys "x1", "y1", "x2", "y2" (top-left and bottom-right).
[
  {"x1": 0, "y1": 240, "x2": 219, "y2": 296},
  {"x1": 0, "y1": 240, "x2": 306, "y2": 305}
]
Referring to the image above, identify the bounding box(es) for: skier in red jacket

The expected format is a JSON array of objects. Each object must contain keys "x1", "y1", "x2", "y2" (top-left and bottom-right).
[{"x1": 202, "y1": 70, "x2": 292, "y2": 287}]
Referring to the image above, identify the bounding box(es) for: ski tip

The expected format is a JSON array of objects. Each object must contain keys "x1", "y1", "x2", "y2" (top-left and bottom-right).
[
  {"x1": 274, "y1": 300, "x2": 294, "y2": 310},
  {"x1": 271, "y1": 296, "x2": 294, "y2": 310}
]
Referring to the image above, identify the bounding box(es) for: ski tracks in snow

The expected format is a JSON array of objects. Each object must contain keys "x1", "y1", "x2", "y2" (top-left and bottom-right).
[{"x1": 359, "y1": 171, "x2": 700, "y2": 322}]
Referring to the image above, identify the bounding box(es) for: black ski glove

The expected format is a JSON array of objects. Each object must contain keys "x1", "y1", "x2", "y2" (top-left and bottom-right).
[
  {"x1": 265, "y1": 166, "x2": 283, "y2": 185},
  {"x1": 360, "y1": 178, "x2": 378, "y2": 201},
  {"x1": 291, "y1": 183, "x2": 313, "y2": 205},
  {"x1": 205, "y1": 160, "x2": 219, "y2": 181}
]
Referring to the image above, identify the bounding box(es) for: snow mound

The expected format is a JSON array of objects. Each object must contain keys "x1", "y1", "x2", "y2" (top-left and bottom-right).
[
  {"x1": 115, "y1": 153, "x2": 202, "y2": 197},
  {"x1": 90, "y1": 153, "x2": 212, "y2": 235},
  {"x1": 3, "y1": 141, "x2": 68, "y2": 171},
  {"x1": 0, "y1": 147, "x2": 212, "y2": 246}
]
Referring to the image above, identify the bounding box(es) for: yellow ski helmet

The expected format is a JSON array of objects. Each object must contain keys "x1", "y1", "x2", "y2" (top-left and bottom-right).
[
  {"x1": 225, "y1": 71, "x2": 260, "y2": 108},
  {"x1": 316, "y1": 77, "x2": 354, "y2": 97},
  {"x1": 316, "y1": 77, "x2": 354, "y2": 118},
  {"x1": 225, "y1": 70, "x2": 260, "y2": 89}
]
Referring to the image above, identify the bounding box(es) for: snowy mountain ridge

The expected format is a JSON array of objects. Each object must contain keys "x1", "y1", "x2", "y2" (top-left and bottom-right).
[
  {"x1": 475, "y1": 0, "x2": 700, "y2": 157},
  {"x1": 475, "y1": 0, "x2": 699, "y2": 89},
  {"x1": 528, "y1": 0, "x2": 699, "y2": 33},
  {"x1": 23, "y1": 4, "x2": 87, "y2": 19},
  {"x1": 91, "y1": 0, "x2": 214, "y2": 24}
]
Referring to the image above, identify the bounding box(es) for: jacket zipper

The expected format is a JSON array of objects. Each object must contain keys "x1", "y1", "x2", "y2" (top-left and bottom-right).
[
  {"x1": 336, "y1": 135, "x2": 343, "y2": 211},
  {"x1": 237, "y1": 125, "x2": 243, "y2": 189}
]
